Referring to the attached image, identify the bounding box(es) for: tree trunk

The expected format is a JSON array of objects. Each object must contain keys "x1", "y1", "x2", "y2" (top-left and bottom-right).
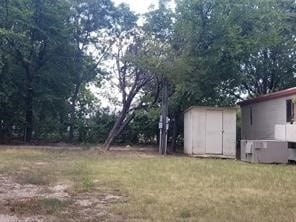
[
  {"x1": 103, "y1": 118, "x2": 122, "y2": 150},
  {"x1": 68, "y1": 104, "x2": 75, "y2": 142},
  {"x1": 103, "y1": 104, "x2": 136, "y2": 150},
  {"x1": 24, "y1": 66, "x2": 33, "y2": 143},
  {"x1": 170, "y1": 114, "x2": 179, "y2": 153},
  {"x1": 68, "y1": 84, "x2": 80, "y2": 142},
  {"x1": 103, "y1": 88, "x2": 137, "y2": 150},
  {"x1": 103, "y1": 112, "x2": 126, "y2": 150},
  {"x1": 58, "y1": 112, "x2": 65, "y2": 140},
  {"x1": 0, "y1": 120, "x2": 4, "y2": 143},
  {"x1": 24, "y1": 89, "x2": 33, "y2": 143}
]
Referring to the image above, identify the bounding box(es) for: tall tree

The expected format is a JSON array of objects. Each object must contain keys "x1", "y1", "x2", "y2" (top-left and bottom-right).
[
  {"x1": 174, "y1": 0, "x2": 296, "y2": 99},
  {"x1": 143, "y1": 0, "x2": 187, "y2": 153},
  {"x1": 103, "y1": 29, "x2": 159, "y2": 150},
  {"x1": 67, "y1": 0, "x2": 117, "y2": 142},
  {"x1": 0, "y1": 0, "x2": 74, "y2": 142}
]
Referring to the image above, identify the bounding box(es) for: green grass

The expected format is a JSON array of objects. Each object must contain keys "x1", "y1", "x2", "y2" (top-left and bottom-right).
[{"x1": 0, "y1": 148, "x2": 296, "y2": 221}]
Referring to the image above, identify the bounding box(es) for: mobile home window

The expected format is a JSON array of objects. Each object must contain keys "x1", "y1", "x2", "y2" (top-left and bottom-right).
[
  {"x1": 286, "y1": 99, "x2": 294, "y2": 123},
  {"x1": 249, "y1": 107, "x2": 253, "y2": 125}
]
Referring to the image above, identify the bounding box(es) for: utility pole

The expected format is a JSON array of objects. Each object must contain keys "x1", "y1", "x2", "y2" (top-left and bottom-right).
[{"x1": 159, "y1": 77, "x2": 169, "y2": 155}]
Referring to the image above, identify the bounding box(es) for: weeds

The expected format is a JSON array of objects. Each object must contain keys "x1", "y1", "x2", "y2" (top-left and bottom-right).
[
  {"x1": 81, "y1": 176, "x2": 95, "y2": 191},
  {"x1": 15, "y1": 171, "x2": 53, "y2": 185},
  {"x1": 40, "y1": 198, "x2": 71, "y2": 214},
  {"x1": 9, "y1": 198, "x2": 70, "y2": 216},
  {"x1": 179, "y1": 208, "x2": 191, "y2": 218}
]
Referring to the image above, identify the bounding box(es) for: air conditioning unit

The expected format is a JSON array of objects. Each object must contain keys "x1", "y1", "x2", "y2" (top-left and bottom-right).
[
  {"x1": 241, "y1": 140, "x2": 288, "y2": 163},
  {"x1": 288, "y1": 149, "x2": 296, "y2": 162}
]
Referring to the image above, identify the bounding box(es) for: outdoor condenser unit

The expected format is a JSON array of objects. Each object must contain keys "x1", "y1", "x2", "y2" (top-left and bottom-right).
[{"x1": 241, "y1": 140, "x2": 289, "y2": 163}]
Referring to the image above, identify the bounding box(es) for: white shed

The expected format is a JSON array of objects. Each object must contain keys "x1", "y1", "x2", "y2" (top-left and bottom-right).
[{"x1": 184, "y1": 106, "x2": 237, "y2": 157}]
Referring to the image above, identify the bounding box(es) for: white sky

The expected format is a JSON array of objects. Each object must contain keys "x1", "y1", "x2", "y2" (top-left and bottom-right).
[{"x1": 112, "y1": 0, "x2": 159, "y2": 14}]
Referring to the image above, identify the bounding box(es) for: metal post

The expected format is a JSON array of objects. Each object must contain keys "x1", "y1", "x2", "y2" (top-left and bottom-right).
[
  {"x1": 164, "y1": 116, "x2": 170, "y2": 155},
  {"x1": 159, "y1": 115, "x2": 163, "y2": 154},
  {"x1": 159, "y1": 78, "x2": 168, "y2": 155}
]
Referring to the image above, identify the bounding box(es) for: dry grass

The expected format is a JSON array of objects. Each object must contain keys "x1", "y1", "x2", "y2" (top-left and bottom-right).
[
  {"x1": 11, "y1": 198, "x2": 71, "y2": 215},
  {"x1": 0, "y1": 147, "x2": 296, "y2": 221}
]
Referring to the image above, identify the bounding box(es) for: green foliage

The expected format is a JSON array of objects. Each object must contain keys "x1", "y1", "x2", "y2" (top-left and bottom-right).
[
  {"x1": 131, "y1": 108, "x2": 160, "y2": 144},
  {"x1": 174, "y1": 0, "x2": 296, "y2": 99},
  {"x1": 0, "y1": 0, "x2": 295, "y2": 146},
  {"x1": 115, "y1": 108, "x2": 160, "y2": 145},
  {"x1": 79, "y1": 109, "x2": 115, "y2": 144},
  {"x1": 0, "y1": 0, "x2": 134, "y2": 144},
  {"x1": 135, "y1": 0, "x2": 296, "y2": 148}
]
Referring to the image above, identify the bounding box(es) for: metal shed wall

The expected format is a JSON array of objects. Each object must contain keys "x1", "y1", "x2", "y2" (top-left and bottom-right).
[
  {"x1": 184, "y1": 107, "x2": 236, "y2": 156},
  {"x1": 184, "y1": 110, "x2": 192, "y2": 154}
]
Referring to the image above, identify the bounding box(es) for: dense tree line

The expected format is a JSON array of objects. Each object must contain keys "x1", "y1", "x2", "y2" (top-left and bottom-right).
[{"x1": 0, "y1": 0, "x2": 295, "y2": 148}]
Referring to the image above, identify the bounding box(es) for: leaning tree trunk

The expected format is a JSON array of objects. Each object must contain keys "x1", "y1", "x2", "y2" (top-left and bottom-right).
[
  {"x1": 103, "y1": 104, "x2": 135, "y2": 150},
  {"x1": 103, "y1": 117, "x2": 122, "y2": 150},
  {"x1": 103, "y1": 88, "x2": 137, "y2": 150}
]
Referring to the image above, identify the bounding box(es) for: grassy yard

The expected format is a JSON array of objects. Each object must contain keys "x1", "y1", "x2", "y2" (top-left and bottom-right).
[{"x1": 0, "y1": 147, "x2": 296, "y2": 221}]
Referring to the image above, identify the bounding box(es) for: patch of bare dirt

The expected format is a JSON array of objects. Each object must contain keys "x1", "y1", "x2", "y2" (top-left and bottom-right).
[
  {"x1": 0, "y1": 145, "x2": 83, "y2": 150},
  {"x1": 0, "y1": 214, "x2": 50, "y2": 222},
  {"x1": 34, "y1": 162, "x2": 48, "y2": 166},
  {"x1": 0, "y1": 175, "x2": 125, "y2": 222},
  {"x1": 109, "y1": 145, "x2": 158, "y2": 153}
]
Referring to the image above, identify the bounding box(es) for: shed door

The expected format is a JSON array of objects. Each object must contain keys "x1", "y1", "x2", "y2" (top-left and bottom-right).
[
  {"x1": 192, "y1": 110, "x2": 206, "y2": 154},
  {"x1": 222, "y1": 111, "x2": 236, "y2": 156},
  {"x1": 206, "y1": 110, "x2": 223, "y2": 154}
]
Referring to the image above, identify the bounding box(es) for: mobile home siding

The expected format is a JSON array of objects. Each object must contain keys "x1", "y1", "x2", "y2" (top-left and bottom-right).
[{"x1": 241, "y1": 96, "x2": 295, "y2": 140}]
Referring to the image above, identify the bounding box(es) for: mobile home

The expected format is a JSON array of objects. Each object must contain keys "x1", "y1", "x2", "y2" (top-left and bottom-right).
[{"x1": 239, "y1": 87, "x2": 296, "y2": 163}]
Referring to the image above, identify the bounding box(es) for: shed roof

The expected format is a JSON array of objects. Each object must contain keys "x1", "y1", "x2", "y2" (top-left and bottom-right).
[
  {"x1": 238, "y1": 87, "x2": 296, "y2": 106},
  {"x1": 184, "y1": 106, "x2": 237, "y2": 113}
]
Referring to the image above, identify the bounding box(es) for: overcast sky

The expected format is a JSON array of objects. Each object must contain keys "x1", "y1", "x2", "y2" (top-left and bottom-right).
[{"x1": 112, "y1": 0, "x2": 159, "y2": 13}]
